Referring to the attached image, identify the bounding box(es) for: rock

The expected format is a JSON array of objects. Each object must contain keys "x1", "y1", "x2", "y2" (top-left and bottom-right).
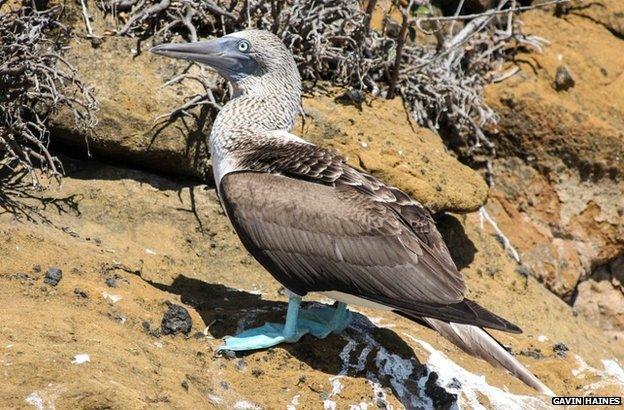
[
  {"x1": 141, "y1": 321, "x2": 151, "y2": 333},
  {"x1": 51, "y1": 2, "x2": 211, "y2": 179},
  {"x1": 105, "y1": 277, "x2": 118, "y2": 288},
  {"x1": 54, "y1": 3, "x2": 488, "y2": 214},
  {"x1": 181, "y1": 380, "x2": 189, "y2": 391},
  {"x1": 553, "y1": 342, "x2": 569, "y2": 358},
  {"x1": 560, "y1": 0, "x2": 624, "y2": 38},
  {"x1": 574, "y1": 269, "x2": 624, "y2": 340},
  {"x1": 554, "y1": 65, "x2": 574, "y2": 91},
  {"x1": 43, "y1": 267, "x2": 62, "y2": 286},
  {"x1": 235, "y1": 359, "x2": 247, "y2": 371},
  {"x1": 161, "y1": 303, "x2": 192, "y2": 335},
  {"x1": 74, "y1": 288, "x2": 89, "y2": 298},
  {"x1": 334, "y1": 89, "x2": 365, "y2": 107},
  {"x1": 301, "y1": 91, "x2": 488, "y2": 213},
  {"x1": 483, "y1": 4, "x2": 624, "y2": 319},
  {"x1": 252, "y1": 368, "x2": 264, "y2": 377},
  {"x1": 12, "y1": 272, "x2": 34, "y2": 282},
  {"x1": 71, "y1": 353, "x2": 91, "y2": 364},
  {"x1": 519, "y1": 347, "x2": 544, "y2": 360},
  {"x1": 424, "y1": 371, "x2": 457, "y2": 410},
  {"x1": 192, "y1": 331, "x2": 205, "y2": 339},
  {"x1": 1, "y1": 158, "x2": 624, "y2": 408}
]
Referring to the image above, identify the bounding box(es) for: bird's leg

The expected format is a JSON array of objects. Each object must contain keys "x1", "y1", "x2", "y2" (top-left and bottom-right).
[
  {"x1": 329, "y1": 302, "x2": 351, "y2": 333},
  {"x1": 298, "y1": 301, "x2": 352, "y2": 338},
  {"x1": 282, "y1": 294, "x2": 301, "y2": 341},
  {"x1": 218, "y1": 295, "x2": 307, "y2": 352}
]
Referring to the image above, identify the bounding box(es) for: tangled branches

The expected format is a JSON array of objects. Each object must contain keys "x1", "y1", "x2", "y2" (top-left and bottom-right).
[
  {"x1": 99, "y1": 0, "x2": 567, "y2": 182},
  {"x1": 97, "y1": 0, "x2": 243, "y2": 42},
  {"x1": 0, "y1": 2, "x2": 98, "y2": 187},
  {"x1": 278, "y1": 0, "x2": 554, "y2": 182}
]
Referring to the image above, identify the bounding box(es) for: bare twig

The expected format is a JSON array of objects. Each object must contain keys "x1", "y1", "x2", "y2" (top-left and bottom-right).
[
  {"x1": 415, "y1": 0, "x2": 569, "y2": 22},
  {"x1": 388, "y1": 0, "x2": 414, "y2": 99},
  {"x1": 0, "y1": 4, "x2": 98, "y2": 187},
  {"x1": 79, "y1": 0, "x2": 94, "y2": 36},
  {"x1": 479, "y1": 206, "x2": 521, "y2": 263}
]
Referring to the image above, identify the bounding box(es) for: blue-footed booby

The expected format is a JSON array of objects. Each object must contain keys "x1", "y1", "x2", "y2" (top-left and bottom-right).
[{"x1": 151, "y1": 30, "x2": 554, "y2": 396}]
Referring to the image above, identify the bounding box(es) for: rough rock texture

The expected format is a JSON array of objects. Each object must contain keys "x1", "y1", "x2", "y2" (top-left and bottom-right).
[
  {"x1": 574, "y1": 255, "x2": 624, "y2": 340},
  {"x1": 560, "y1": 0, "x2": 624, "y2": 38},
  {"x1": 44, "y1": 267, "x2": 63, "y2": 286},
  {"x1": 2, "y1": 1, "x2": 623, "y2": 407},
  {"x1": 483, "y1": 4, "x2": 624, "y2": 335},
  {"x1": 161, "y1": 303, "x2": 193, "y2": 335},
  {"x1": 0, "y1": 159, "x2": 622, "y2": 409},
  {"x1": 50, "y1": 3, "x2": 212, "y2": 178},
  {"x1": 301, "y1": 92, "x2": 488, "y2": 213}
]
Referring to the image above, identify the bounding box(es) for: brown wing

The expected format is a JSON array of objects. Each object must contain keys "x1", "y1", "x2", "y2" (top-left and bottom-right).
[
  {"x1": 220, "y1": 172, "x2": 520, "y2": 332},
  {"x1": 221, "y1": 171, "x2": 465, "y2": 304},
  {"x1": 236, "y1": 139, "x2": 458, "y2": 275}
]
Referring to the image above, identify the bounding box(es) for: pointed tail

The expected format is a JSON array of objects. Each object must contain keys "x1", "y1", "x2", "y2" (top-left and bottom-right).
[{"x1": 422, "y1": 317, "x2": 554, "y2": 396}]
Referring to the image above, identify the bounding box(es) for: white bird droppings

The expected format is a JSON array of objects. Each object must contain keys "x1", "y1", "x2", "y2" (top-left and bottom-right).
[
  {"x1": 102, "y1": 292, "x2": 122, "y2": 303},
  {"x1": 233, "y1": 400, "x2": 260, "y2": 409},
  {"x1": 25, "y1": 393, "x2": 45, "y2": 410},
  {"x1": 286, "y1": 394, "x2": 300, "y2": 410},
  {"x1": 71, "y1": 354, "x2": 90, "y2": 364}
]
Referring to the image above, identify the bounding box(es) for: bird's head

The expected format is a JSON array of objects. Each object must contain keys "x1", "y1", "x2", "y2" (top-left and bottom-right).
[{"x1": 150, "y1": 30, "x2": 300, "y2": 96}]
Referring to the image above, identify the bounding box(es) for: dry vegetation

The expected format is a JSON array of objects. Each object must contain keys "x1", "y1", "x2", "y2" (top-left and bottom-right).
[
  {"x1": 0, "y1": 1, "x2": 98, "y2": 187},
  {"x1": 0, "y1": 0, "x2": 568, "y2": 186},
  {"x1": 97, "y1": 0, "x2": 567, "y2": 182}
]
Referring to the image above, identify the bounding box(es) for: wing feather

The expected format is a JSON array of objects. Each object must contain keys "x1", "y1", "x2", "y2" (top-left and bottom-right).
[{"x1": 221, "y1": 171, "x2": 466, "y2": 305}]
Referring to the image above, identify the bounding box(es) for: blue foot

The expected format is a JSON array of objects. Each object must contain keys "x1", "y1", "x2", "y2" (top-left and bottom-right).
[
  {"x1": 217, "y1": 300, "x2": 352, "y2": 353},
  {"x1": 298, "y1": 302, "x2": 352, "y2": 338},
  {"x1": 220, "y1": 322, "x2": 308, "y2": 351}
]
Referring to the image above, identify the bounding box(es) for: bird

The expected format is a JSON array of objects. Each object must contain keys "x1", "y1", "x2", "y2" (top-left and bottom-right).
[{"x1": 150, "y1": 29, "x2": 554, "y2": 396}]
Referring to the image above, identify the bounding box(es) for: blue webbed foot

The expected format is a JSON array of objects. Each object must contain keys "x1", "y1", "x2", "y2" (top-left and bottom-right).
[
  {"x1": 220, "y1": 322, "x2": 307, "y2": 351},
  {"x1": 217, "y1": 299, "x2": 352, "y2": 353}
]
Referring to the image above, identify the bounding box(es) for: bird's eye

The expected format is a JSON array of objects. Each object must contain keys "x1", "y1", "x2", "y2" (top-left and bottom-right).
[{"x1": 237, "y1": 41, "x2": 250, "y2": 53}]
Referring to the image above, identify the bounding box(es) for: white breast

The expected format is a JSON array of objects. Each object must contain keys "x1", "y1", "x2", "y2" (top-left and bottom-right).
[{"x1": 210, "y1": 143, "x2": 238, "y2": 194}]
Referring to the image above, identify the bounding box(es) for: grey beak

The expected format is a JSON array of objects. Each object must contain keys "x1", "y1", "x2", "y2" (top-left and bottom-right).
[
  {"x1": 150, "y1": 37, "x2": 256, "y2": 80},
  {"x1": 150, "y1": 38, "x2": 229, "y2": 65}
]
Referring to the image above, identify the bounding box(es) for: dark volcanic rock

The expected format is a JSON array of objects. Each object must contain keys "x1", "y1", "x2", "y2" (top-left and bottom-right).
[
  {"x1": 161, "y1": 304, "x2": 192, "y2": 335},
  {"x1": 553, "y1": 342, "x2": 569, "y2": 358},
  {"x1": 43, "y1": 267, "x2": 62, "y2": 286},
  {"x1": 554, "y1": 65, "x2": 575, "y2": 91},
  {"x1": 519, "y1": 347, "x2": 544, "y2": 360},
  {"x1": 73, "y1": 288, "x2": 88, "y2": 298},
  {"x1": 425, "y1": 371, "x2": 457, "y2": 410}
]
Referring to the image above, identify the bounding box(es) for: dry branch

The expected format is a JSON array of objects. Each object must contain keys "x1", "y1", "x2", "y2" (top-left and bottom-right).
[{"x1": 0, "y1": 2, "x2": 98, "y2": 188}]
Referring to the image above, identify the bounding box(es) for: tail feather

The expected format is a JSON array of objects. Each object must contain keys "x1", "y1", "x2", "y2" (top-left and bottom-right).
[{"x1": 422, "y1": 317, "x2": 554, "y2": 396}]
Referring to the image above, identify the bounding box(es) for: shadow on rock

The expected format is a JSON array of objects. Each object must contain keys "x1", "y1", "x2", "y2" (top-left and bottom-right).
[
  {"x1": 145, "y1": 273, "x2": 457, "y2": 409},
  {"x1": 0, "y1": 169, "x2": 82, "y2": 224},
  {"x1": 434, "y1": 213, "x2": 477, "y2": 271}
]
